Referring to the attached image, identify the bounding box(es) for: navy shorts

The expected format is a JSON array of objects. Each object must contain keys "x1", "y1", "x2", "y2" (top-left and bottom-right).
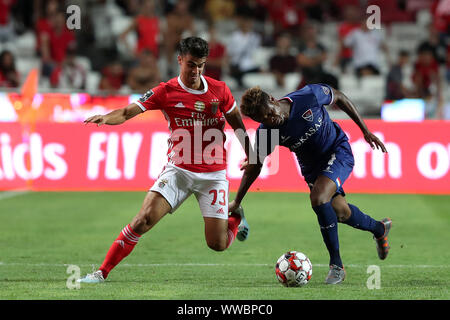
[{"x1": 301, "y1": 140, "x2": 354, "y2": 196}]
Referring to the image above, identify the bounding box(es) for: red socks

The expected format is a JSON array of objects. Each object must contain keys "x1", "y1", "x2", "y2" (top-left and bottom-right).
[
  {"x1": 226, "y1": 212, "x2": 241, "y2": 248},
  {"x1": 99, "y1": 224, "x2": 141, "y2": 279},
  {"x1": 99, "y1": 216, "x2": 241, "y2": 278}
]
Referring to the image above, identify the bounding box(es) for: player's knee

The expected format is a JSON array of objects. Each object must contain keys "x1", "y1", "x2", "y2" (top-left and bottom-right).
[
  {"x1": 130, "y1": 216, "x2": 149, "y2": 234},
  {"x1": 206, "y1": 239, "x2": 227, "y2": 252},
  {"x1": 131, "y1": 211, "x2": 157, "y2": 234},
  {"x1": 310, "y1": 192, "x2": 329, "y2": 207}
]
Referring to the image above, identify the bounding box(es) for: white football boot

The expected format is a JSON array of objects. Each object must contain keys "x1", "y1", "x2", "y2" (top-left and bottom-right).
[
  {"x1": 234, "y1": 205, "x2": 249, "y2": 241},
  {"x1": 77, "y1": 270, "x2": 105, "y2": 283}
]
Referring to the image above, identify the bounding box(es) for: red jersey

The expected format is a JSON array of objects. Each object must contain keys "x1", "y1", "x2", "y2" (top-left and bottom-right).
[
  {"x1": 135, "y1": 75, "x2": 236, "y2": 173},
  {"x1": 0, "y1": 0, "x2": 16, "y2": 25},
  {"x1": 136, "y1": 15, "x2": 159, "y2": 57},
  {"x1": 50, "y1": 28, "x2": 75, "y2": 63}
]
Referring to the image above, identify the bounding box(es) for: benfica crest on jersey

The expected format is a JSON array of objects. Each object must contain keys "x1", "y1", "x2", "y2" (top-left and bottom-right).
[
  {"x1": 158, "y1": 179, "x2": 168, "y2": 188},
  {"x1": 210, "y1": 99, "x2": 219, "y2": 114},
  {"x1": 302, "y1": 109, "x2": 313, "y2": 122}
]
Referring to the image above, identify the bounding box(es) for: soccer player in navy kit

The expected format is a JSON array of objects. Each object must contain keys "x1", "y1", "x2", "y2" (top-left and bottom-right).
[{"x1": 229, "y1": 84, "x2": 392, "y2": 284}]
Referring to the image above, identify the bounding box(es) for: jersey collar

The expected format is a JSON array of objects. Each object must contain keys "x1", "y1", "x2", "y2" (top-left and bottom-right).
[{"x1": 177, "y1": 75, "x2": 208, "y2": 95}]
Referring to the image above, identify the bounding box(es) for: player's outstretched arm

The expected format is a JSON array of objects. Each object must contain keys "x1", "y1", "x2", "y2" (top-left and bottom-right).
[
  {"x1": 332, "y1": 88, "x2": 387, "y2": 153},
  {"x1": 229, "y1": 162, "x2": 263, "y2": 213},
  {"x1": 224, "y1": 106, "x2": 253, "y2": 160},
  {"x1": 84, "y1": 103, "x2": 143, "y2": 126}
]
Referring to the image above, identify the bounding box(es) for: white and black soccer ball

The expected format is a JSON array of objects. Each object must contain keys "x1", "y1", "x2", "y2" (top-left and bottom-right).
[{"x1": 275, "y1": 251, "x2": 312, "y2": 287}]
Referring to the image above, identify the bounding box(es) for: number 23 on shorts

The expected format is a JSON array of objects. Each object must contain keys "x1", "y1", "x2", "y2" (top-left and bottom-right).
[{"x1": 209, "y1": 189, "x2": 226, "y2": 206}]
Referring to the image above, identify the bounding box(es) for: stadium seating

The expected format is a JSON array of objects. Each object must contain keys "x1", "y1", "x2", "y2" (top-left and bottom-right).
[
  {"x1": 251, "y1": 47, "x2": 275, "y2": 72},
  {"x1": 85, "y1": 71, "x2": 101, "y2": 93},
  {"x1": 1, "y1": 2, "x2": 448, "y2": 118},
  {"x1": 242, "y1": 72, "x2": 277, "y2": 91},
  {"x1": 284, "y1": 73, "x2": 301, "y2": 92}
]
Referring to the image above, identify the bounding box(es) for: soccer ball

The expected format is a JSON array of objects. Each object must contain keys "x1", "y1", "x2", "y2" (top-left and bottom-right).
[{"x1": 275, "y1": 251, "x2": 312, "y2": 287}]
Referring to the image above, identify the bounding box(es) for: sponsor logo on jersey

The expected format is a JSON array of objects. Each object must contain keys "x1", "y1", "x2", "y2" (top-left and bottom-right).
[
  {"x1": 289, "y1": 116, "x2": 323, "y2": 151},
  {"x1": 194, "y1": 101, "x2": 206, "y2": 112},
  {"x1": 139, "y1": 90, "x2": 154, "y2": 103},
  {"x1": 302, "y1": 109, "x2": 313, "y2": 122},
  {"x1": 280, "y1": 135, "x2": 291, "y2": 144},
  {"x1": 174, "y1": 117, "x2": 219, "y2": 127},
  {"x1": 175, "y1": 102, "x2": 185, "y2": 108},
  {"x1": 322, "y1": 85, "x2": 330, "y2": 95}
]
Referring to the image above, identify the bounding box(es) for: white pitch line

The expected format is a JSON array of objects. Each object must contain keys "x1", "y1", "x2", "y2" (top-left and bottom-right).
[
  {"x1": 0, "y1": 262, "x2": 448, "y2": 268},
  {"x1": 0, "y1": 190, "x2": 30, "y2": 201}
]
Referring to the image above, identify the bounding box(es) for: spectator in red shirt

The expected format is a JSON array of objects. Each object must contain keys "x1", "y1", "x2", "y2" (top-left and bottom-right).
[
  {"x1": 412, "y1": 43, "x2": 444, "y2": 118},
  {"x1": 265, "y1": 0, "x2": 306, "y2": 37},
  {"x1": 203, "y1": 26, "x2": 226, "y2": 81},
  {"x1": 40, "y1": 11, "x2": 76, "y2": 78},
  {"x1": 335, "y1": 5, "x2": 360, "y2": 73},
  {"x1": 0, "y1": 0, "x2": 17, "y2": 43},
  {"x1": 0, "y1": 50, "x2": 19, "y2": 87},
  {"x1": 413, "y1": 43, "x2": 441, "y2": 99},
  {"x1": 120, "y1": 0, "x2": 160, "y2": 58},
  {"x1": 35, "y1": 0, "x2": 59, "y2": 55},
  {"x1": 99, "y1": 59, "x2": 126, "y2": 93},
  {"x1": 431, "y1": 0, "x2": 450, "y2": 35}
]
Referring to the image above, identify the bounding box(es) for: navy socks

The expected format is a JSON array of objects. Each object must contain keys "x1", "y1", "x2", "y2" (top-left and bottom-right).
[
  {"x1": 344, "y1": 204, "x2": 385, "y2": 239},
  {"x1": 312, "y1": 202, "x2": 343, "y2": 268},
  {"x1": 312, "y1": 202, "x2": 384, "y2": 268}
]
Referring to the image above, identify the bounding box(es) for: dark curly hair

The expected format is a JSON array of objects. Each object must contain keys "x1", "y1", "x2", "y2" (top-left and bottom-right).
[
  {"x1": 177, "y1": 37, "x2": 209, "y2": 58},
  {"x1": 240, "y1": 86, "x2": 270, "y2": 120}
]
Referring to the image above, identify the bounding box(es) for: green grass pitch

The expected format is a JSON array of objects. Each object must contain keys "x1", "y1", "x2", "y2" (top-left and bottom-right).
[{"x1": 0, "y1": 191, "x2": 449, "y2": 300}]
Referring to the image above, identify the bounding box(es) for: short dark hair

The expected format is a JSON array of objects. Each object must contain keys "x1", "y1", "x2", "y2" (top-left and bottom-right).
[
  {"x1": 178, "y1": 37, "x2": 209, "y2": 58},
  {"x1": 240, "y1": 86, "x2": 270, "y2": 119}
]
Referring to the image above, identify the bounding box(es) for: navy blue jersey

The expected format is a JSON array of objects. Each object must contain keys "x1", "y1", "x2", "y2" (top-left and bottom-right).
[{"x1": 256, "y1": 84, "x2": 349, "y2": 168}]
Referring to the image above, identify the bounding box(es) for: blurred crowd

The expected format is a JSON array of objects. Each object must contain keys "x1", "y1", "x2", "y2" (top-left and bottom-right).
[{"x1": 0, "y1": 0, "x2": 449, "y2": 117}]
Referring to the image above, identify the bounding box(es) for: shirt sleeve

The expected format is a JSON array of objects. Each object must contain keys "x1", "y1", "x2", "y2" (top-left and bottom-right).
[
  {"x1": 134, "y1": 82, "x2": 166, "y2": 111},
  {"x1": 220, "y1": 82, "x2": 237, "y2": 114},
  {"x1": 310, "y1": 83, "x2": 334, "y2": 107}
]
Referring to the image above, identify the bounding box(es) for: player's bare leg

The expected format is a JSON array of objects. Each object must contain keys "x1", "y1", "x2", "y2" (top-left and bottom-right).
[
  {"x1": 130, "y1": 191, "x2": 172, "y2": 234},
  {"x1": 203, "y1": 209, "x2": 245, "y2": 251},
  {"x1": 78, "y1": 191, "x2": 171, "y2": 283},
  {"x1": 330, "y1": 195, "x2": 351, "y2": 222},
  {"x1": 204, "y1": 217, "x2": 229, "y2": 251}
]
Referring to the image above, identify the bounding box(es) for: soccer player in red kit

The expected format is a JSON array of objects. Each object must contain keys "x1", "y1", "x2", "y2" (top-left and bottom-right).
[{"x1": 78, "y1": 37, "x2": 251, "y2": 283}]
